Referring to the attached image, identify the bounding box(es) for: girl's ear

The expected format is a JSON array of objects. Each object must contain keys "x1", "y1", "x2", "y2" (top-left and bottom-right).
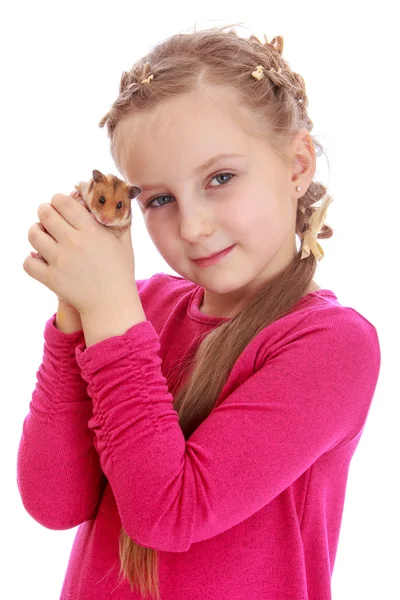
[{"x1": 127, "y1": 185, "x2": 142, "y2": 200}]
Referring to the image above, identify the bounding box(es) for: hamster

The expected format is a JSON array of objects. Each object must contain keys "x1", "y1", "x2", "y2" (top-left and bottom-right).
[
  {"x1": 30, "y1": 170, "x2": 142, "y2": 261},
  {"x1": 71, "y1": 169, "x2": 142, "y2": 236}
]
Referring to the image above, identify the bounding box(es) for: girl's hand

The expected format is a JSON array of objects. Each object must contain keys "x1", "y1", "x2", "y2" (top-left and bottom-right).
[
  {"x1": 30, "y1": 238, "x2": 70, "y2": 306},
  {"x1": 23, "y1": 194, "x2": 137, "y2": 316}
]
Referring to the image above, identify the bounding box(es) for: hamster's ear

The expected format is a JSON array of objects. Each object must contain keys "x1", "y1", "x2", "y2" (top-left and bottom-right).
[
  {"x1": 127, "y1": 185, "x2": 142, "y2": 200},
  {"x1": 92, "y1": 169, "x2": 106, "y2": 183}
]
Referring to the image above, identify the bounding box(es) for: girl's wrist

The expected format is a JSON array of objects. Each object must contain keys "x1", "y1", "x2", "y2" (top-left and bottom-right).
[{"x1": 56, "y1": 299, "x2": 82, "y2": 333}]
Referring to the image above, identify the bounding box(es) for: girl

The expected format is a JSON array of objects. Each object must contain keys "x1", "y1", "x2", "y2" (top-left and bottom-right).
[{"x1": 17, "y1": 25, "x2": 381, "y2": 600}]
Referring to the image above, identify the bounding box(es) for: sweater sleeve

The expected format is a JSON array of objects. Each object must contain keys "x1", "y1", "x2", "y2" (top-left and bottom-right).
[
  {"x1": 16, "y1": 280, "x2": 149, "y2": 530},
  {"x1": 74, "y1": 308, "x2": 381, "y2": 552},
  {"x1": 16, "y1": 312, "x2": 106, "y2": 529}
]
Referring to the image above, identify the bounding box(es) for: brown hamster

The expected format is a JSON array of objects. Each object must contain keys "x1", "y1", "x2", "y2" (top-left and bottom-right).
[
  {"x1": 30, "y1": 170, "x2": 142, "y2": 261},
  {"x1": 72, "y1": 169, "x2": 142, "y2": 237}
]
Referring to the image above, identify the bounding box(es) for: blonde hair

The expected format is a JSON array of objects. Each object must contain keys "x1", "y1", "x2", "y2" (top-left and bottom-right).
[{"x1": 98, "y1": 22, "x2": 333, "y2": 599}]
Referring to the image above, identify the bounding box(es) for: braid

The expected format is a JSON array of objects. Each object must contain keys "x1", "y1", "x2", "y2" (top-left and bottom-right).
[{"x1": 248, "y1": 34, "x2": 313, "y2": 129}]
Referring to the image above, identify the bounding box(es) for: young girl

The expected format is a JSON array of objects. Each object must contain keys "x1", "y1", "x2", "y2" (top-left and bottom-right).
[{"x1": 17, "y1": 25, "x2": 381, "y2": 600}]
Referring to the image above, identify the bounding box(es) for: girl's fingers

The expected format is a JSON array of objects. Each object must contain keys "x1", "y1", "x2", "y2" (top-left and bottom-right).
[{"x1": 29, "y1": 222, "x2": 49, "y2": 262}]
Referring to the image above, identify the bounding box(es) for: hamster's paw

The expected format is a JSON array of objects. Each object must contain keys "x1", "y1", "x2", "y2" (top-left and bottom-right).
[{"x1": 30, "y1": 251, "x2": 48, "y2": 263}]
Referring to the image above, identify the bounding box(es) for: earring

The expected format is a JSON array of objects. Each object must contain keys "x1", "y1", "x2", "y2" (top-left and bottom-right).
[{"x1": 296, "y1": 186, "x2": 302, "y2": 192}]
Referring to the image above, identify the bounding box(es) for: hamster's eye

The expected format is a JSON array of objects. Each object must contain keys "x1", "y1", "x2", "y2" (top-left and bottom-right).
[
  {"x1": 117, "y1": 202, "x2": 122, "y2": 210},
  {"x1": 99, "y1": 196, "x2": 106, "y2": 205}
]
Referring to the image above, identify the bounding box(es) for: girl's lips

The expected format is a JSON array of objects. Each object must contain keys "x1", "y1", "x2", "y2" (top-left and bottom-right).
[
  {"x1": 192, "y1": 244, "x2": 236, "y2": 266},
  {"x1": 193, "y1": 244, "x2": 235, "y2": 261}
]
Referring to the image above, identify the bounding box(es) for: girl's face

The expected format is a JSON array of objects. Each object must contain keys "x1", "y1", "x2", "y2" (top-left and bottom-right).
[{"x1": 114, "y1": 86, "x2": 315, "y2": 318}]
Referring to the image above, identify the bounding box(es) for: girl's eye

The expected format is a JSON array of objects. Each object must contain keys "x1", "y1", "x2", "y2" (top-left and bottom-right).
[{"x1": 145, "y1": 172, "x2": 235, "y2": 209}]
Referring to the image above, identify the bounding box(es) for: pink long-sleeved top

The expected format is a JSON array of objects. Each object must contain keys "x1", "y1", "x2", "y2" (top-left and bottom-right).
[{"x1": 17, "y1": 273, "x2": 381, "y2": 600}]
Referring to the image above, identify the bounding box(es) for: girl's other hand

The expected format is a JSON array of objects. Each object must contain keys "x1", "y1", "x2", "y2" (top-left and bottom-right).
[{"x1": 29, "y1": 227, "x2": 76, "y2": 310}]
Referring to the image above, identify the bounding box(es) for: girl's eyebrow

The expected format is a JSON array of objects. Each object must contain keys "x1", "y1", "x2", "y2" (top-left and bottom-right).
[{"x1": 137, "y1": 153, "x2": 246, "y2": 191}]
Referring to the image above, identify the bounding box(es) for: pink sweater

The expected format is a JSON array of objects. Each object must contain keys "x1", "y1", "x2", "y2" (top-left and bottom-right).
[{"x1": 17, "y1": 273, "x2": 381, "y2": 600}]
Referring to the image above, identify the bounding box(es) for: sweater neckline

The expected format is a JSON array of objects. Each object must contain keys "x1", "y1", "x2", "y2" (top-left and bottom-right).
[{"x1": 188, "y1": 285, "x2": 337, "y2": 325}]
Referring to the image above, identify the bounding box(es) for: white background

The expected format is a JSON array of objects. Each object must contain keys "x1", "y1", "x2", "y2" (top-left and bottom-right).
[{"x1": 2, "y1": 1, "x2": 398, "y2": 598}]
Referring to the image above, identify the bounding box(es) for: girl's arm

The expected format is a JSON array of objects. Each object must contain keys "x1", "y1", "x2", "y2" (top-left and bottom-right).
[
  {"x1": 17, "y1": 278, "x2": 150, "y2": 529},
  {"x1": 16, "y1": 310, "x2": 105, "y2": 529}
]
